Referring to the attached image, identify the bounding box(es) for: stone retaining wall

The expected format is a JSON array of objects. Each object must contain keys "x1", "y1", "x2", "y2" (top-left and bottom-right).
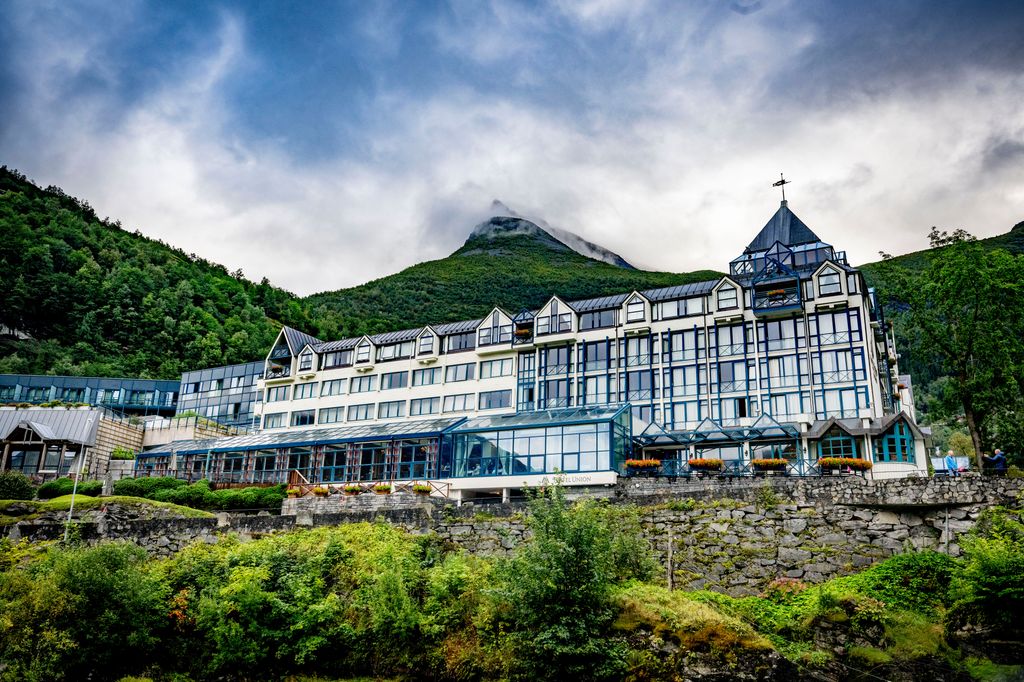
[{"x1": 7, "y1": 476, "x2": 1022, "y2": 596}]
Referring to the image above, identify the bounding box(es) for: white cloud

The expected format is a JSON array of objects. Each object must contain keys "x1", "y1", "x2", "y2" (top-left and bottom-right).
[{"x1": 2, "y1": 3, "x2": 1022, "y2": 299}]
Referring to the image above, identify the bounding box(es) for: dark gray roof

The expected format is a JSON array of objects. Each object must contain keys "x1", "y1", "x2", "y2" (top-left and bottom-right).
[
  {"x1": 316, "y1": 338, "x2": 359, "y2": 353},
  {"x1": 283, "y1": 326, "x2": 323, "y2": 354},
  {"x1": 642, "y1": 279, "x2": 719, "y2": 302},
  {"x1": 745, "y1": 201, "x2": 822, "y2": 253},
  {"x1": 568, "y1": 293, "x2": 630, "y2": 313},
  {"x1": 0, "y1": 408, "x2": 103, "y2": 445},
  {"x1": 371, "y1": 328, "x2": 423, "y2": 345},
  {"x1": 433, "y1": 319, "x2": 482, "y2": 335}
]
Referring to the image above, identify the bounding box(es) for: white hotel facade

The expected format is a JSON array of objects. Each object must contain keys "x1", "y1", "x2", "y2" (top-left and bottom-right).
[{"x1": 138, "y1": 202, "x2": 928, "y2": 497}]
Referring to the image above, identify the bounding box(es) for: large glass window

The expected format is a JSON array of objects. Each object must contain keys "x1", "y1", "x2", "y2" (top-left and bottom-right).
[
  {"x1": 874, "y1": 421, "x2": 915, "y2": 463},
  {"x1": 542, "y1": 346, "x2": 572, "y2": 375},
  {"x1": 263, "y1": 412, "x2": 285, "y2": 428},
  {"x1": 350, "y1": 376, "x2": 377, "y2": 393},
  {"x1": 443, "y1": 393, "x2": 475, "y2": 412},
  {"x1": 378, "y1": 341, "x2": 414, "y2": 361},
  {"x1": 810, "y1": 310, "x2": 862, "y2": 346},
  {"x1": 380, "y1": 371, "x2": 409, "y2": 390},
  {"x1": 582, "y1": 341, "x2": 611, "y2": 372},
  {"x1": 818, "y1": 269, "x2": 842, "y2": 296},
  {"x1": 290, "y1": 410, "x2": 315, "y2": 427},
  {"x1": 667, "y1": 365, "x2": 704, "y2": 398},
  {"x1": 626, "y1": 370, "x2": 653, "y2": 401},
  {"x1": 762, "y1": 392, "x2": 808, "y2": 420},
  {"x1": 453, "y1": 422, "x2": 614, "y2": 478},
  {"x1": 813, "y1": 349, "x2": 865, "y2": 384},
  {"x1": 413, "y1": 367, "x2": 441, "y2": 386},
  {"x1": 445, "y1": 363, "x2": 475, "y2": 382},
  {"x1": 817, "y1": 428, "x2": 859, "y2": 459},
  {"x1": 322, "y1": 350, "x2": 352, "y2": 368},
  {"x1": 715, "y1": 360, "x2": 751, "y2": 392},
  {"x1": 356, "y1": 342, "x2": 371, "y2": 363},
  {"x1": 480, "y1": 358, "x2": 514, "y2": 379},
  {"x1": 347, "y1": 403, "x2": 374, "y2": 421},
  {"x1": 760, "y1": 355, "x2": 807, "y2": 389},
  {"x1": 418, "y1": 335, "x2": 435, "y2": 355},
  {"x1": 664, "y1": 329, "x2": 704, "y2": 363},
  {"x1": 447, "y1": 332, "x2": 476, "y2": 352},
  {"x1": 479, "y1": 390, "x2": 512, "y2": 410},
  {"x1": 299, "y1": 352, "x2": 313, "y2": 371},
  {"x1": 266, "y1": 386, "x2": 289, "y2": 402},
  {"x1": 293, "y1": 382, "x2": 317, "y2": 400},
  {"x1": 321, "y1": 379, "x2": 346, "y2": 396},
  {"x1": 815, "y1": 387, "x2": 869, "y2": 419},
  {"x1": 542, "y1": 379, "x2": 572, "y2": 408},
  {"x1": 319, "y1": 407, "x2": 345, "y2": 424},
  {"x1": 478, "y1": 312, "x2": 513, "y2": 345},
  {"x1": 410, "y1": 397, "x2": 440, "y2": 416},
  {"x1": 537, "y1": 300, "x2": 572, "y2": 335},
  {"x1": 670, "y1": 401, "x2": 704, "y2": 429},
  {"x1": 717, "y1": 285, "x2": 738, "y2": 310},
  {"x1": 583, "y1": 375, "x2": 612, "y2": 405},
  {"x1": 624, "y1": 336, "x2": 652, "y2": 367},
  {"x1": 378, "y1": 400, "x2": 406, "y2": 419},
  {"x1": 759, "y1": 318, "x2": 805, "y2": 353},
  {"x1": 580, "y1": 309, "x2": 617, "y2": 330},
  {"x1": 654, "y1": 296, "x2": 703, "y2": 321},
  {"x1": 714, "y1": 324, "x2": 748, "y2": 357}
]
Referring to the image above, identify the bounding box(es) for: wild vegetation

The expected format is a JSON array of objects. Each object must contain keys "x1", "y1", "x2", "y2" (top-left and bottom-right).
[{"x1": 0, "y1": 486, "x2": 1021, "y2": 681}]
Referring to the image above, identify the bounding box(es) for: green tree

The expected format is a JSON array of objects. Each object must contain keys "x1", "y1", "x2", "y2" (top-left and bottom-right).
[{"x1": 879, "y1": 229, "x2": 1024, "y2": 468}]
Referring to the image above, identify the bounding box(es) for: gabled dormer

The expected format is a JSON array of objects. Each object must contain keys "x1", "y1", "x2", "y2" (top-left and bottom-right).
[
  {"x1": 535, "y1": 296, "x2": 575, "y2": 336},
  {"x1": 265, "y1": 328, "x2": 294, "y2": 380},
  {"x1": 712, "y1": 277, "x2": 743, "y2": 315},
  {"x1": 813, "y1": 262, "x2": 845, "y2": 298},
  {"x1": 417, "y1": 326, "x2": 438, "y2": 358},
  {"x1": 477, "y1": 308, "x2": 514, "y2": 347},
  {"x1": 296, "y1": 344, "x2": 318, "y2": 378},
  {"x1": 353, "y1": 336, "x2": 375, "y2": 370},
  {"x1": 623, "y1": 292, "x2": 650, "y2": 325}
]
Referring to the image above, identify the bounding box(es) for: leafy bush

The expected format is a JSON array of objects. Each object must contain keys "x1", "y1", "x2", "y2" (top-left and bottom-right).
[
  {"x1": 0, "y1": 470, "x2": 35, "y2": 500},
  {"x1": 113, "y1": 476, "x2": 187, "y2": 498},
  {"x1": 949, "y1": 507, "x2": 1024, "y2": 631},
  {"x1": 110, "y1": 446, "x2": 136, "y2": 460},
  {"x1": 141, "y1": 480, "x2": 286, "y2": 511},
  {"x1": 36, "y1": 478, "x2": 102, "y2": 499}
]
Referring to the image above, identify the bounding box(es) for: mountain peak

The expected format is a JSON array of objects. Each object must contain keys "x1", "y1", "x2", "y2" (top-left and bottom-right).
[{"x1": 467, "y1": 200, "x2": 635, "y2": 269}]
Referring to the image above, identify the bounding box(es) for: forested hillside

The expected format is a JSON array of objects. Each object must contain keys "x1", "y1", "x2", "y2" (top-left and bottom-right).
[{"x1": 0, "y1": 167, "x2": 317, "y2": 379}]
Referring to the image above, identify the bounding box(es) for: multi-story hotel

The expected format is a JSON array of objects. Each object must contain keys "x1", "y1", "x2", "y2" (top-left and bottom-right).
[{"x1": 136, "y1": 201, "x2": 929, "y2": 497}]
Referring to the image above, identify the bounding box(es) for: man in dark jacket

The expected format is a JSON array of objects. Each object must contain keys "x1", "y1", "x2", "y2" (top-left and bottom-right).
[{"x1": 983, "y1": 449, "x2": 1009, "y2": 476}]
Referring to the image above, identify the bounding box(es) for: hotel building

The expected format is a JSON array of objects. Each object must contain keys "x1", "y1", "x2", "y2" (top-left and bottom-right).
[{"x1": 137, "y1": 202, "x2": 929, "y2": 497}]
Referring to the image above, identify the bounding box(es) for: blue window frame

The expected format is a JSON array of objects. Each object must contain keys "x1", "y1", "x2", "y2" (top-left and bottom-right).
[
  {"x1": 816, "y1": 428, "x2": 859, "y2": 459},
  {"x1": 874, "y1": 421, "x2": 915, "y2": 463}
]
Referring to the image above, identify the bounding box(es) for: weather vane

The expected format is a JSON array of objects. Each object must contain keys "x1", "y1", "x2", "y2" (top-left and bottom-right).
[{"x1": 772, "y1": 173, "x2": 790, "y2": 201}]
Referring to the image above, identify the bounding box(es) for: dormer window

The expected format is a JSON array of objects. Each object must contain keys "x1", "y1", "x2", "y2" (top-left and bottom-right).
[
  {"x1": 537, "y1": 300, "x2": 572, "y2": 335},
  {"x1": 322, "y1": 350, "x2": 352, "y2": 369},
  {"x1": 819, "y1": 269, "x2": 842, "y2": 296},
  {"x1": 479, "y1": 310, "x2": 513, "y2": 346},
  {"x1": 356, "y1": 342, "x2": 371, "y2": 363},
  {"x1": 626, "y1": 298, "x2": 645, "y2": 323},
  {"x1": 717, "y1": 286, "x2": 738, "y2": 310},
  {"x1": 299, "y1": 352, "x2": 313, "y2": 372},
  {"x1": 418, "y1": 335, "x2": 435, "y2": 355}
]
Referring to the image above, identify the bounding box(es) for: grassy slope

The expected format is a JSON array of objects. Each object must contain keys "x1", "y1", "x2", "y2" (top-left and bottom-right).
[
  {"x1": 305, "y1": 234, "x2": 723, "y2": 339},
  {"x1": 0, "y1": 495, "x2": 214, "y2": 525}
]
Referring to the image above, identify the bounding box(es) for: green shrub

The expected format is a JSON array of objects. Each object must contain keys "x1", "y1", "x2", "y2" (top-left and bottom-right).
[
  {"x1": 950, "y1": 507, "x2": 1024, "y2": 631},
  {"x1": 113, "y1": 476, "x2": 187, "y2": 498},
  {"x1": 110, "y1": 446, "x2": 136, "y2": 460},
  {"x1": 36, "y1": 478, "x2": 102, "y2": 499},
  {"x1": 0, "y1": 470, "x2": 35, "y2": 500}
]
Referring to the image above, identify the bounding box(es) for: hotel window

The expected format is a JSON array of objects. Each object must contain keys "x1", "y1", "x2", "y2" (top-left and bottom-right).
[
  {"x1": 263, "y1": 412, "x2": 285, "y2": 429},
  {"x1": 671, "y1": 401, "x2": 704, "y2": 429},
  {"x1": 321, "y1": 378, "x2": 346, "y2": 396},
  {"x1": 446, "y1": 331, "x2": 476, "y2": 352},
  {"x1": 818, "y1": 269, "x2": 842, "y2": 296},
  {"x1": 410, "y1": 397, "x2": 440, "y2": 416},
  {"x1": 846, "y1": 274, "x2": 860, "y2": 294},
  {"x1": 583, "y1": 375, "x2": 610, "y2": 404},
  {"x1": 445, "y1": 363, "x2": 475, "y2": 383},
  {"x1": 291, "y1": 410, "x2": 315, "y2": 427},
  {"x1": 293, "y1": 382, "x2": 317, "y2": 400},
  {"x1": 763, "y1": 392, "x2": 807, "y2": 420},
  {"x1": 418, "y1": 335, "x2": 435, "y2": 355},
  {"x1": 583, "y1": 340, "x2": 611, "y2": 372},
  {"x1": 668, "y1": 365, "x2": 703, "y2": 398},
  {"x1": 299, "y1": 352, "x2": 313, "y2": 371},
  {"x1": 817, "y1": 427, "x2": 859, "y2": 459},
  {"x1": 810, "y1": 310, "x2": 861, "y2": 345},
  {"x1": 542, "y1": 346, "x2": 572, "y2": 375},
  {"x1": 759, "y1": 319, "x2": 804, "y2": 353},
  {"x1": 815, "y1": 387, "x2": 869, "y2": 419},
  {"x1": 626, "y1": 370, "x2": 653, "y2": 401},
  {"x1": 874, "y1": 421, "x2": 915, "y2": 463},
  {"x1": 760, "y1": 355, "x2": 807, "y2": 389},
  {"x1": 542, "y1": 379, "x2": 572, "y2": 408},
  {"x1": 266, "y1": 386, "x2": 289, "y2": 402},
  {"x1": 479, "y1": 389, "x2": 512, "y2": 410},
  {"x1": 655, "y1": 296, "x2": 703, "y2": 321},
  {"x1": 319, "y1": 407, "x2": 345, "y2": 424},
  {"x1": 443, "y1": 393, "x2": 475, "y2": 412},
  {"x1": 664, "y1": 329, "x2": 704, "y2": 363},
  {"x1": 322, "y1": 350, "x2": 353, "y2": 369},
  {"x1": 626, "y1": 298, "x2": 646, "y2": 323},
  {"x1": 715, "y1": 324, "x2": 748, "y2": 357},
  {"x1": 380, "y1": 371, "x2": 408, "y2": 390},
  {"x1": 413, "y1": 367, "x2": 441, "y2": 386},
  {"x1": 347, "y1": 403, "x2": 375, "y2": 422},
  {"x1": 716, "y1": 360, "x2": 749, "y2": 392},
  {"x1": 356, "y1": 342, "x2": 371, "y2": 363},
  {"x1": 378, "y1": 400, "x2": 406, "y2": 419},
  {"x1": 580, "y1": 309, "x2": 617, "y2": 330},
  {"x1": 480, "y1": 358, "x2": 513, "y2": 379},
  {"x1": 717, "y1": 285, "x2": 738, "y2": 310},
  {"x1": 537, "y1": 300, "x2": 572, "y2": 335},
  {"x1": 378, "y1": 341, "x2": 414, "y2": 362},
  {"x1": 350, "y1": 375, "x2": 377, "y2": 393},
  {"x1": 624, "y1": 336, "x2": 651, "y2": 367},
  {"x1": 813, "y1": 349, "x2": 865, "y2": 384}
]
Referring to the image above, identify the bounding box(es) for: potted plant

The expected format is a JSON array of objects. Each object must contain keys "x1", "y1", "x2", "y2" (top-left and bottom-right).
[
  {"x1": 413, "y1": 482, "x2": 432, "y2": 496},
  {"x1": 751, "y1": 458, "x2": 787, "y2": 475},
  {"x1": 343, "y1": 483, "x2": 362, "y2": 496},
  {"x1": 286, "y1": 486, "x2": 302, "y2": 498},
  {"x1": 687, "y1": 458, "x2": 723, "y2": 476},
  {"x1": 818, "y1": 457, "x2": 872, "y2": 475},
  {"x1": 312, "y1": 486, "x2": 329, "y2": 496},
  {"x1": 374, "y1": 483, "x2": 392, "y2": 495},
  {"x1": 625, "y1": 458, "x2": 661, "y2": 477}
]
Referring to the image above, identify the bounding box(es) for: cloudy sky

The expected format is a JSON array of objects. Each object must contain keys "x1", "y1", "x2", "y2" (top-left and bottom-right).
[{"x1": 2, "y1": 1, "x2": 1023, "y2": 295}]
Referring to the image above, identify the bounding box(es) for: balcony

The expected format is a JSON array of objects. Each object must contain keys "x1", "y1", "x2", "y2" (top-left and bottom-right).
[
  {"x1": 265, "y1": 364, "x2": 291, "y2": 380},
  {"x1": 753, "y1": 282, "x2": 802, "y2": 316}
]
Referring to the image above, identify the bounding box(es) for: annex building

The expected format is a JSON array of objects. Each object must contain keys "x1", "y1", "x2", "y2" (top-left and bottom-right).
[{"x1": 137, "y1": 201, "x2": 929, "y2": 499}]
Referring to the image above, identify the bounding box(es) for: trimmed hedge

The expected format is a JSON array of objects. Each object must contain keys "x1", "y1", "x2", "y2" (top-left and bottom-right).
[
  {"x1": 0, "y1": 471, "x2": 36, "y2": 500},
  {"x1": 116, "y1": 478, "x2": 286, "y2": 511},
  {"x1": 36, "y1": 478, "x2": 103, "y2": 499},
  {"x1": 112, "y1": 476, "x2": 187, "y2": 498}
]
